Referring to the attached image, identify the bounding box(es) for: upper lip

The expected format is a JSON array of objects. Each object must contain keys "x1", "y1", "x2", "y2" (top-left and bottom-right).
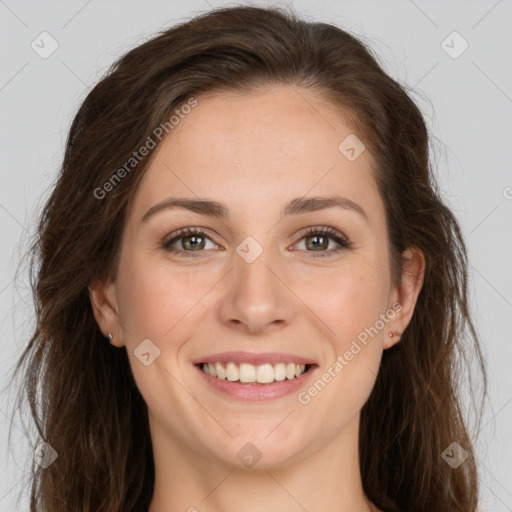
[{"x1": 193, "y1": 351, "x2": 317, "y2": 366}]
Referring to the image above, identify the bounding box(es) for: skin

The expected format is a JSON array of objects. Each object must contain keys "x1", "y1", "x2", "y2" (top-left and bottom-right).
[{"x1": 90, "y1": 85, "x2": 425, "y2": 512}]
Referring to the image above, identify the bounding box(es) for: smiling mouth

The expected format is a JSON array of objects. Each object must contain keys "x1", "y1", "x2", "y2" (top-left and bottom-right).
[{"x1": 198, "y1": 362, "x2": 313, "y2": 385}]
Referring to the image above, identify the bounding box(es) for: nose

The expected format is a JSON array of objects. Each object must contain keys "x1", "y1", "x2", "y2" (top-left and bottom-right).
[{"x1": 216, "y1": 245, "x2": 297, "y2": 335}]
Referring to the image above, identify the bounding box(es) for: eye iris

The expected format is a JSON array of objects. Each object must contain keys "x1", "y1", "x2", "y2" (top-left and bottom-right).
[
  {"x1": 306, "y1": 235, "x2": 328, "y2": 251},
  {"x1": 182, "y1": 235, "x2": 204, "y2": 250}
]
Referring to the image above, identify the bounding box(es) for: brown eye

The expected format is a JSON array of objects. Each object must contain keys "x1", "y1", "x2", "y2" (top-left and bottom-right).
[
  {"x1": 163, "y1": 227, "x2": 218, "y2": 255},
  {"x1": 294, "y1": 226, "x2": 352, "y2": 258},
  {"x1": 304, "y1": 234, "x2": 330, "y2": 251}
]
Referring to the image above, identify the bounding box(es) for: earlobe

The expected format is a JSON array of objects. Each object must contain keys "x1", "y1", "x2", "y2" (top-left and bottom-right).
[
  {"x1": 384, "y1": 247, "x2": 425, "y2": 349},
  {"x1": 88, "y1": 279, "x2": 124, "y2": 347}
]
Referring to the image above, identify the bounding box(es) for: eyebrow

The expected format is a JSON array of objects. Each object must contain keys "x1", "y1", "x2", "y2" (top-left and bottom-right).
[{"x1": 141, "y1": 195, "x2": 369, "y2": 224}]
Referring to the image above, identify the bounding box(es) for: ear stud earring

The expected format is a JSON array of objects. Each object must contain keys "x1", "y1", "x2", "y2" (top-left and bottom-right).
[
  {"x1": 389, "y1": 330, "x2": 401, "y2": 338},
  {"x1": 106, "y1": 332, "x2": 113, "y2": 343}
]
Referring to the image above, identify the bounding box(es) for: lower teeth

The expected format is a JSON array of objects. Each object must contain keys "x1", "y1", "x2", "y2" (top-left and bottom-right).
[{"x1": 238, "y1": 381, "x2": 272, "y2": 385}]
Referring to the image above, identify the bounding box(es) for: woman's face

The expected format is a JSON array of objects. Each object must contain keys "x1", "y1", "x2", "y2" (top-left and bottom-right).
[{"x1": 92, "y1": 85, "x2": 422, "y2": 470}]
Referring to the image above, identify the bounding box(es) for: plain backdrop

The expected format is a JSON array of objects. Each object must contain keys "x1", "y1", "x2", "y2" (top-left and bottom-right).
[{"x1": 0, "y1": 1, "x2": 511, "y2": 511}]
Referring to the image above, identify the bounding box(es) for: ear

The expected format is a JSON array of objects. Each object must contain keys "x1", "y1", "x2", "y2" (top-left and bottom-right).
[
  {"x1": 88, "y1": 278, "x2": 124, "y2": 347},
  {"x1": 384, "y1": 247, "x2": 425, "y2": 349}
]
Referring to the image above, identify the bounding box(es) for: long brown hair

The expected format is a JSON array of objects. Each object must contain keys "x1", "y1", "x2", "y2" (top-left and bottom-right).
[{"x1": 8, "y1": 5, "x2": 486, "y2": 511}]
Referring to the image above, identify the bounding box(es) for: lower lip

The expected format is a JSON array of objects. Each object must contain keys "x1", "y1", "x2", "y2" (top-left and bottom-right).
[{"x1": 195, "y1": 365, "x2": 317, "y2": 401}]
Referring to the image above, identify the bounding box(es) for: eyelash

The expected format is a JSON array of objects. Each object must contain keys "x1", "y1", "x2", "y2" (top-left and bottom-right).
[{"x1": 162, "y1": 226, "x2": 352, "y2": 259}]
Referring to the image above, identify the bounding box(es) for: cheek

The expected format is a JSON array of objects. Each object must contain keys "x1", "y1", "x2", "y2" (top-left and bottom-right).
[
  {"x1": 303, "y1": 261, "x2": 390, "y2": 409},
  {"x1": 116, "y1": 254, "x2": 206, "y2": 342},
  {"x1": 294, "y1": 260, "x2": 390, "y2": 349}
]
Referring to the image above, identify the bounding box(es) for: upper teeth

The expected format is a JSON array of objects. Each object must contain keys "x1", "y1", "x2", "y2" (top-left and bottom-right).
[{"x1": 202, "y1": 362, "x2": 307, "y2": 383}]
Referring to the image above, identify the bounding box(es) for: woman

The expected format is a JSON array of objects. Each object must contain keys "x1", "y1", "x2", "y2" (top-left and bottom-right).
[{"x1": 11, "y1": 5, "x2": 486, "y2": 512}]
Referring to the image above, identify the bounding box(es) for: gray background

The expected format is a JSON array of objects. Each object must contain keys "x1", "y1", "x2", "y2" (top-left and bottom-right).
[{"x1": 0, "y1": 0, "x2": 511, "y2": 510}]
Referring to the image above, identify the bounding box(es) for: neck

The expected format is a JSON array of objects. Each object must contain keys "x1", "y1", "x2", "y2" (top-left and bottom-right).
[{"x1": 148, "y1": 413, "x2": 377, "y2": 512}]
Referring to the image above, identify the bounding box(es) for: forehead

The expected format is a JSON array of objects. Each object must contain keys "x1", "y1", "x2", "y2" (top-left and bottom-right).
[
  {"x1": 131, "y1": 85, "x2": 384, "y2": 226},
  {"x1": 168, "y1": 86, "x2": 365, "y2": 167}
]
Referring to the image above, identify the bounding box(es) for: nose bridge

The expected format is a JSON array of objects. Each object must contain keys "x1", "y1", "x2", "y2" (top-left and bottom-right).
[{"x1": 218, "y1": 238, "x2": 295, "y2": 333}]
